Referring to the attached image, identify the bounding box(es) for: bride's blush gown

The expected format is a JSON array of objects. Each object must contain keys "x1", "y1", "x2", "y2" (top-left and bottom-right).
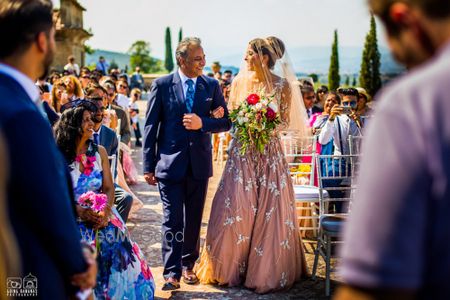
[{"x1": 195, "y1": 81, "x2": 307, "y2": 293}]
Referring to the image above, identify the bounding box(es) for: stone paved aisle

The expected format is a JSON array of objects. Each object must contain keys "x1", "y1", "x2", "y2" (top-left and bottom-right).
[{"x1": 126, "y1": 102, "x2": 337, "y2": 299}]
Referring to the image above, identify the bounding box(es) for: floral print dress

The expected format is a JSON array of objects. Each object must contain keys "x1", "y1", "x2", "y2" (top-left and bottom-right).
[{"x1": 70, "y1": 143, "x2": 155, "y2": 299}]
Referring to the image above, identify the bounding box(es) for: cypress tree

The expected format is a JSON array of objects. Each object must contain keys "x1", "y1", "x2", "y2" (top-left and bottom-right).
[
  {"x1": 178, "y1": 27, "x2": 183, "y2": 43},
  {"x1": 359, "y1": 15, "x2": 382, "y2": 96},
  {"x1": 328, "y1": 30, "x2": 340, "y2": 91},
  {"x1": 164, "y1": 27, "x2": 174, "y2": 72},
  {"x1": 352, "y1": 76, "x2": 357, "y2": 86},
  {"x1": 345, "y1": 75, "x2": 350, "y2": 86}
]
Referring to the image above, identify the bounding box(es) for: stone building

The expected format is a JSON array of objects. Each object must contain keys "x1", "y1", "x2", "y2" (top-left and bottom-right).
[{"x1": 52, "y1": 0, "x2": 92, "y2": 71}]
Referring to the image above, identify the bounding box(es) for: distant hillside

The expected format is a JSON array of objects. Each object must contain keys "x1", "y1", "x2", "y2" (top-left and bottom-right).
[
  {"x1": 86, "y1": 50, "x2": 131, "y2": 71},
  {"x1": 217, "y1": 46, "x2": 404, "y2": 75},
  {"x1": 87, "y1": 46, "x2": 405, "y2": 77}
]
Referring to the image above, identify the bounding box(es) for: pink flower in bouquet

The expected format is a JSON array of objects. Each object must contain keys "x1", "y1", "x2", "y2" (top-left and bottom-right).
[
  {"x1": 92, "y1": 193, "x2": 108, "y2": 212},
  {"x1": 246, "y1": 93, "x2": 260, "y2": 105},
  {"x1": 266, "y1": 107, "x2": 276, "y2": 121},
  {"x1": 78, "y1": 191, "x2": 97, "y2": 207}
]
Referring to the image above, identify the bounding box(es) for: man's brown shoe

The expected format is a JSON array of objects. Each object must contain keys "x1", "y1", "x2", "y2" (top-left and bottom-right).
[{"x1": 182, "y1": 269, "x2": 199, "y2": 284}]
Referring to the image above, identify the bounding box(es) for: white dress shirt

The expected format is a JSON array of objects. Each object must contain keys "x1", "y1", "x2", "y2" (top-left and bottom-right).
[
  {"x1": 318, "y1": 114, "x2": 361, "y2": 155},
  {"x1": 178, "y1": 69, "x2": 197, "y2": 98}
]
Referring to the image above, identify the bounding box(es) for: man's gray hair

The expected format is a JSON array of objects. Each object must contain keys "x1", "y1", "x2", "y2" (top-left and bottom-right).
[{"x1": 176, "y1": 37, "x2": 202, "y2": 66}]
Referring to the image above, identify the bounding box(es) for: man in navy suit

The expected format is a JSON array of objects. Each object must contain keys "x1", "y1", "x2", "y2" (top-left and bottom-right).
[
  {"x1": 0, "y1": 1, "x2": 96, "y2": 298},
  {"x1": 143, "y1": 37, "x2": 231, "y2": 290}
]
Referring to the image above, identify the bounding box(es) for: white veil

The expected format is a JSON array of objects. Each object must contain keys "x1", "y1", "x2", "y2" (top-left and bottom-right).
[{"x1": 228, "y1": 37, "x2": 311, "y2": 142}]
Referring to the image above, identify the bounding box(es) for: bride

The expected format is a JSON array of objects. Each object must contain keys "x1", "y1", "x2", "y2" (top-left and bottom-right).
[{"x1": 194, "y1": 37, "x2": 309, "y2": 293}]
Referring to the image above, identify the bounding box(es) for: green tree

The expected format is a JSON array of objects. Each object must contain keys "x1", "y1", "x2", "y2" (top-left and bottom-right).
[
  {"x1": 308, "y1": 73, "x2": 319, "y2": 83},
  {"x1": 84, "y1": 44, "x2": 94, "y2": 55},
  {"x1": 165, "y1": 27, "x2": 174, "y2": 72},
  {"x1": 345, "y1": 75, "x2": 350, "y2": 86},
  {"x1": 328, "y1": 30, "x2": 340, "y2": 90},
  {"x1": 359, "y1": 15, "x2": 382, "y2": 96},
  {"x1": 178, "y1": 27, "x2": 183, "y2": 43},
  {"x1": 352, "y1": 76, "x2": 357, "y2": 86},
  {"x1": 128, "y1": 40, "x2": 163, "y2": 73}
]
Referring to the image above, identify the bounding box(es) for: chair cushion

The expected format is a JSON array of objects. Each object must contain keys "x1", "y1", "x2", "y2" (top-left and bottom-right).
[
  {"x1": 294, "y1": 185, "x2": 329, "y2": 200},
  {"x1": 320, "y1": 216, "x2": 346, "y2": 233}
]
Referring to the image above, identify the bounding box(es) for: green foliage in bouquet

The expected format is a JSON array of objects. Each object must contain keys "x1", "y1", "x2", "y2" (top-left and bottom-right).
[{"x1": 229, "y1": 92, "x2": 281, "y2": 155}]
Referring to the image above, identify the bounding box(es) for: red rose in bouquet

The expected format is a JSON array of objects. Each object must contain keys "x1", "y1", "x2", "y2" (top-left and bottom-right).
[
  {"x1": 246, "y1": 93, "x2": 260, "y2": 105},
  {"x1": 266, "y1": 107, "x2": 276, "y2": 121}
]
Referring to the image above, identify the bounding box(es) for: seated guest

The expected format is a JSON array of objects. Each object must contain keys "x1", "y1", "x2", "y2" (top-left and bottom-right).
[
  {"x1": 54, "y1": 104, "x2": 155, "y2": 299},
  {"x1": 115, "y1": 79, "x2": 131, "y2": 109},
  {"x1": 315, "y1": 85, "x2": 329, "y2": 110},
  {"x1": 51, "y1": 79, "x2": 70, "y2": 113},
  {"x1": 102, "y1": 81, "x2": 131, "y2": 144},
  {"x1": 79, "y1": 69, "x2": 92, "y2": 91},
  {"x1": 62, "y1": 75, "x2": 84, "y2": 101},
  {"x1": 129, "y1": 88, "x2": 142, "y2": 147},
  {"x1": 85, "y1": 85, "x2": 135, "y2": 222},
  {"x1": 301, "y1": 85, "x2": 322, "y2": 119}
]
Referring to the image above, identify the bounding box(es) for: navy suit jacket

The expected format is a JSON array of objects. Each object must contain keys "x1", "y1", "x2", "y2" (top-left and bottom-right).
[
  {"x1": 143, "y1": 72, "x2": 231, "y2": 181},
  {"x1": 0, "y1": 73, "x2": 87, "y2": 298},
  {"x1": 99, "y1": 125, "x2": 118, "y2": 157}
]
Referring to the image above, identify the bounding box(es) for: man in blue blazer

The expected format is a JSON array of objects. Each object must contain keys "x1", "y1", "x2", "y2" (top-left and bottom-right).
[
  {"x1": 143, "y1": 37, "x2": 231, "y2": 290},
  {"x1": 0, "y1": 1, "x2": 96, "y2": 298}
]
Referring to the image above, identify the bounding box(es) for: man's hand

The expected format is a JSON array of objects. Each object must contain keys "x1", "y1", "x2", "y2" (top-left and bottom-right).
[
  {"x1": 211, "y1": 107, "x2": 224, "y2": 119},
  {"x1": 329, "y1": 104, "x2": 342, "y2": 121},
  {"x1": 144, "y1": 172, "x2": 158, "y2": 186},
  {"x1": 71, "y1": 248, "x2": 97, "y2": 290},
  {"x1": 183, "y1": 113, "x2": 203, "y2": 130}
]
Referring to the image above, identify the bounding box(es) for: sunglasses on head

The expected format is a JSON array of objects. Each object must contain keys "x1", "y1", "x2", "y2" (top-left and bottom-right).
[
  {"x1": 337, "y1": 87, "x2": 359, "y2": 96},
  {"x1": 60, "y1": 99, "x2": 98, "y2": 113}
]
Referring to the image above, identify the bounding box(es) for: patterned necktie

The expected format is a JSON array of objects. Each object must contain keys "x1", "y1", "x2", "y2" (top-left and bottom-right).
[
  {"x1": 185, "y1": 79, "x2": 195, "y2": 113},
  {"x1": 93, "y1": 132, "x2": 99, "y2": 145}
]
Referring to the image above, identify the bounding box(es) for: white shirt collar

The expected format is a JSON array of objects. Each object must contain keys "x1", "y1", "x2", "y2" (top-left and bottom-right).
[
  {"x1": 178, "y1": 69, "x2": 197, "y2": 86},
  {"x1": 94, "y1": 125, "x2": 102, "y2": 135},
  {"x1": 0, "y1": 63, "x2": 40, "y2": 102}
]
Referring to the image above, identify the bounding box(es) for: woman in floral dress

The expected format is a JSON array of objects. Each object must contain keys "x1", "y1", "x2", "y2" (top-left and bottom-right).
[{"x1": 55, "y1": 104, "x2": 155, "y2": 299}]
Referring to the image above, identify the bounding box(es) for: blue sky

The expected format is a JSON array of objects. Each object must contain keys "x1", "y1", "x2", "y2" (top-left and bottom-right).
[{"x1": 57, "y1": 0, "x2": 387, "y2": 61}]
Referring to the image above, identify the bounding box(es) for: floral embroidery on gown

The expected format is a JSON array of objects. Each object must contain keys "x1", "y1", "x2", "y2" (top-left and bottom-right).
[
  {"x1": 70, "y1": 143, "x2": 155, "y2": 299},
  {"x1": 195, "y1": 80, "x2": 307, "y2": 293}
]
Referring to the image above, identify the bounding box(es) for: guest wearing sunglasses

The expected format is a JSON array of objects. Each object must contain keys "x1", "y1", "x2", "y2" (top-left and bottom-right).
[
  {"x1": 102, "y1": 81, "x2": 131, "y2": 145},
  {"x1": 318, "y1": 88, "x2": 362, "y2": 212},
  {"x1": 115, "y1": 79, "x2": 131, "y2": 110}
]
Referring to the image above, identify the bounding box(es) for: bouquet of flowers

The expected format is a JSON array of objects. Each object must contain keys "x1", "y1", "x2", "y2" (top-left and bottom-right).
[
  {"x1": 77, "y1": 191, "x2": 108, "y2": 213},
  {"x1": 78, "y1": 191, "x2": 109, "y2": 252},
  {"x1": 229, "y1": 91, "x2": 281, "y2": 154}
]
